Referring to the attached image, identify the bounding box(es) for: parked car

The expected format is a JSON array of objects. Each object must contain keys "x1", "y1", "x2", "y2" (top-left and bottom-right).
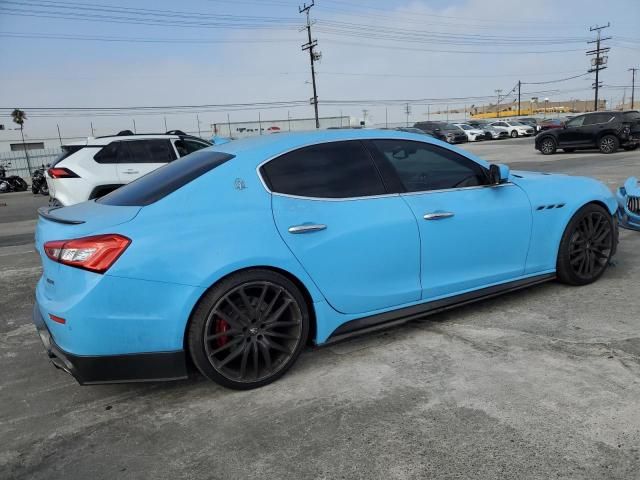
[
  {"x1": 489, "y1": 121, "x2": 535, "y2": 138},
  {"x1": 413, "y1": 121, "x2": 467, "y2": 144},
  {"x1": 539, "y1": 118, "x2": 567, "y2": 131},
  {"x1": 452, "y1": 123, "x2": 485, "y2": 141},
  {"x1": 617, "y1": 177, "x2": 640, "y2": 231},
  {"x1": 392, "y1": 127, "x2": 433, "y2": 137},
  {"x1": 467, "y1": 120, "x2": 509, "y2": 140},
  {"x1": 47, "y1": 131, "x2": 212, "y2": 206},
  {"x1": 34, "y1": 129, "x2": 619, "y2": 389},
  {"x1": 535, "y1": 111, "x2": 640, "y2": 155},
  {"x1": 515, "y1": 117, "x2": 541, "y2": 133}
]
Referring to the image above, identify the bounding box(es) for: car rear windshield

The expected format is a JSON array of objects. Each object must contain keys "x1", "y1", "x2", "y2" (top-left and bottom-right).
[{"x1": 97, "y1": 150, "x2": 234, "y2": 206}]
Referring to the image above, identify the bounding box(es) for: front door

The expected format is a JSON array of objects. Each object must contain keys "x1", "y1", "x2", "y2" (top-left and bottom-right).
[
  {"x1": 557, "y1": 115, "x2": 586, "y2": 146},
  {"x1": 366, "y1": 139, "x2": 532, "y2": 300},
  {"x1": 263, "y1": 140, "x2": 422, "y2": 314}
]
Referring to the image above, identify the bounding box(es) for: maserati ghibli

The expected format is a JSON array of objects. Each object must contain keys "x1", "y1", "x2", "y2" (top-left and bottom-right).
[{"x1": 33, "y1": 129, "x2": 618, "y2": 389}]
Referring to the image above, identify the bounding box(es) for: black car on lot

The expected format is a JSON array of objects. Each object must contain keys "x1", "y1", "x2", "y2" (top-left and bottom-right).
[
  {"x1": 535, "y1": 111, "x2": 640, "y2": 155},
  {"x1": 413, "y1": 121, "x2": 468, "y2": 144}
]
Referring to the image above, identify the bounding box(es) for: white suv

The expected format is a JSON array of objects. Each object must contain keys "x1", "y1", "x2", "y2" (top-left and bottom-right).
[{"x1": 46, "y1": 130, "x2": 211, "y2": 206}]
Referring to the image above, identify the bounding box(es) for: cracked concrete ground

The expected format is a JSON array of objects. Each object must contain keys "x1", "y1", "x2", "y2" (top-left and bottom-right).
[{"x1": 1, "y1": 137, "x2": 639, "y2": 479}]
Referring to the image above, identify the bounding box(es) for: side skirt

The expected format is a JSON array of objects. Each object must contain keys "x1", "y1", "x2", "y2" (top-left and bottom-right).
[{"x1": 323, "y1": 273, "x2": 556, "y2": 345}]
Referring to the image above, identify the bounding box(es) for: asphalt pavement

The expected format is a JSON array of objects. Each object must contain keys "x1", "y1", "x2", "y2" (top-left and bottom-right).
[{"x1": 1, "y1": 137, "x2": 640, "y2": 480}]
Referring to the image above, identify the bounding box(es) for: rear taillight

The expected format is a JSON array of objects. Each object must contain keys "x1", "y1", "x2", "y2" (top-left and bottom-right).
[
  {"x1": 47, "y1": 167, "x2": 79, "y2": 179},
  {"x1": 44, "y1": 234, "x2": 131, "y2": 273}
]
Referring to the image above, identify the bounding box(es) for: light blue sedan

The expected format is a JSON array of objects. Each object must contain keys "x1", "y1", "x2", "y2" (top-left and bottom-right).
[{"x1": 33, "y1": 129, "x2": 619, "y2": 389}]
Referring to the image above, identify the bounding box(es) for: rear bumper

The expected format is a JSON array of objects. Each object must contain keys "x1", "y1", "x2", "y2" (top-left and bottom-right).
[{"x1": 33, "y1": 303, "x2": 188, "y2": 384}]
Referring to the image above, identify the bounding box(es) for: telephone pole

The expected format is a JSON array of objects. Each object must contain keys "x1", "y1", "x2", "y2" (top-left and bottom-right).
[
  {"x1": 299, "y1": 1, "x2": 320, "y2": 129},
  {"x1": 517, "y1": 81, "x2": 521, "y2": 116},
  {"x1": 495, "y1": 89, "x2": 502, "y2": 118},
  {"x1": 404, "y1": 103, "x2": 411, "y2": 127},
  {"x1": 587, "y1": 23, "x2": 610, "y2": 112},
  {"x1": 629, "y1": 67, "x2": 638, "y2": 109}
]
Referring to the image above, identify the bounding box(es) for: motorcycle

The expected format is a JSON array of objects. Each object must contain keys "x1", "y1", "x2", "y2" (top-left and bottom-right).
[
  {"x1": 31, "y1": 164, "x2": 49, "y2": 196},
  {"x1": 0, "y1": 161, "x2": 29, "y2": 193}
]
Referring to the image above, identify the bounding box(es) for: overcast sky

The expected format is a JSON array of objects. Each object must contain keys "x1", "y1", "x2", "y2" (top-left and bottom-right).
[{"x1": 0, "y1": 0, "x2": 638, "y2": 139}]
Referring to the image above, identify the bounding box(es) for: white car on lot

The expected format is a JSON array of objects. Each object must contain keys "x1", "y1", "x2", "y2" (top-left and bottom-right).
[
  {"x1": 46, "y1": 131, "x2": 212, "y2": 206},
  {"x1": 489, "y1": 121, "x2": 535, "y2": 138},
  {"x1": 453, "y1": 123, "x2": 486, "y2": 141}
]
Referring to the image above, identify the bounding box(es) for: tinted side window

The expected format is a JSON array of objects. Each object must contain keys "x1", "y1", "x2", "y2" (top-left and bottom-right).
[
  {"x1": 94, "y1": 142, "x2": 120, "y2": 164},
  {"x1": 583, "y1": 114, "x2": 611, "y2": 125},
  {"x1": 261, "y1": 141, "x2": 385, "y2": 199},
  {"x1": 122, "y1": 140, "x2": 177, "y2": 163},
  {"x1": 175, "y1": 139, "x2": 210, "y2": 157},
  {"x1": 371, "y1": 140, "x2": 488, "y2": 192}
]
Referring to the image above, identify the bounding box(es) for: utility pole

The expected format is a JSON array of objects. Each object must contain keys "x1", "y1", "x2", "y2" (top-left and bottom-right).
[
  {"x1": 164, "y1": 116, "x2": 168, "y2": 132},
  {"x1": 517, "y1": 81, "x2": 521, "y2": 116},
  {"x1": 90, "y1": 121, "x2": 94, "y2": 136},
  {"x1": 56, "y1": 124, "x2": 62, "y2": 146},
  {"x1": 385, "y1": 107, "x2": 388, "y2": 128},
  {"x1": 587, "y1": 23, "x2": 610, "y2": 112},
  {"x1": 362, "y1": 109, "x2": 368, "y2": 126},
  {"x1": 629, "y1": 67, "x2": 638, "y2": 109},
  {"x1": 300, "y1": 1, "x2": 320, "y2": 129},
  {"x1": 227, "y1": 113, "x2": 232, "y2": 137},
  {"x1": 404, "y1": 103, "x2": 411, "y2": 127},
  {"x1": 197, "y1": 114, "x2": 202, "y2": 137},
  {"x1": 495, "y1": 89, "x2": 502, "y2": 118},
  {"x1": 132, "y1": 119, "x2": 137, "y2": 133},
  {"x1": 258, "y1": 111, "x2": 262, "y2": 135}
]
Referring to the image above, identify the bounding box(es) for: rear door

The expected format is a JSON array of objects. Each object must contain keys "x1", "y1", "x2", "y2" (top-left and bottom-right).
[
  {"x1": 264, "y1": 140, "x2": 422, "y2": 314},
  {"x1": 116, "y1": 139, "x2": 177, "y2": 183}
]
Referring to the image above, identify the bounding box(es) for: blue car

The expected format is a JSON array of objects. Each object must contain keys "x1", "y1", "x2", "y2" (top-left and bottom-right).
[
  {"x1": 33, "y1": 129, "x2": 619, "y2": 389},
  {"x1": 616, "y1": 177, "x2": 640, "y2": 231}
]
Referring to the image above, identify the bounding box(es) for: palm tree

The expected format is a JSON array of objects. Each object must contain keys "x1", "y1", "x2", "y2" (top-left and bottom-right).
[{"x1": 11, "y1": 108, "x2": 31, "y2": 172}]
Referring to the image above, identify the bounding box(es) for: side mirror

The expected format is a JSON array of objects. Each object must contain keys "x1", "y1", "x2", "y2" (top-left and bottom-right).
[{"x1": 489, "y1": 164, "x2": 510, "y2": 184}]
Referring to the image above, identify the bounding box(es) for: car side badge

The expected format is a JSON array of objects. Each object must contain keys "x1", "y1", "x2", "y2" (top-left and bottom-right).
[{"x1": 234, "y1": 178, "x2": 247, "y2": 190}]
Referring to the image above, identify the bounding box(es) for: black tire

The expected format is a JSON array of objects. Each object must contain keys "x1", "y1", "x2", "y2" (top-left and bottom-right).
[
  {"x1": 31, "y1": 186, "x2": 39, "y2": 194},
  {"x1": 623, "y1": 144, "x2": 639, "y2": 151},
  {"x1": 187, "y1": 269, "x2": 310, "y2": 389},
  {"x1": 40, "y1": 184, "x2": 49, "y2": 196},
  {"x1": 510, "y1": 130, "x2": 518, "y2": 138},
  {"x1": 539, "y1": 137, "x2": 557, "y2": 155},
  {"x1": 563, "y1": 148, "x2": 576, "y2": 153},
  {"x1": 557, "y1": 203, "x2": 614, "y2": 286},
  {"x1": 599, "y1": 135, "x2": 619, "y2": 154}
]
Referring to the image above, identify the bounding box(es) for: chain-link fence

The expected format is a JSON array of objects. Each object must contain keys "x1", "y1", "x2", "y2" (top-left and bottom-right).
[{"x1": 0, "y1": 148, "x2": 62, "y2": 180}]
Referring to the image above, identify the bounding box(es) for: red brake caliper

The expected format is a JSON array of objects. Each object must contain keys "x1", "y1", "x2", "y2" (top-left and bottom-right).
[{"x1": 214, "y1": 317, "x2": 230, "y2": 348}]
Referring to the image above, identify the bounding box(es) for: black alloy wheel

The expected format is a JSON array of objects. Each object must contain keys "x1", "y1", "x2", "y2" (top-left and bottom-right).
[
  {"x1": 540, "y1": 137, "x2": 557, "y2": 155},
  {"x1": 599, "y1": 135, "x2": 619, "y2": 154},
  {"x1": 188, "y1": 270, "x2": 309, "y2": 389},
  {"x1": 557, "y1": 204, "x2": 614, "y2": 285}
]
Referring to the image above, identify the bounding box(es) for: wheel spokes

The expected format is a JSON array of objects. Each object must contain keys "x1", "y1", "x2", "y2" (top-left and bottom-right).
[{"x1": 204, "y1": 281, "x2": 303, "y2": 383}]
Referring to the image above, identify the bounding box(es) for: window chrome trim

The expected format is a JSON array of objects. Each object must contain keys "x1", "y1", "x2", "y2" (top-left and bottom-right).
[{"x1": 254, "y1": 136, "x2": 497, "y2": 202}]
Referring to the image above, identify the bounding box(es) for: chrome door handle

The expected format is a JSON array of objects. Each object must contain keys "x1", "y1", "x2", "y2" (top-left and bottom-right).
[
  {"x1": 123, "y1": 169, "x2": 139, "y2": 174},
  {"x1": 288, "y1": 224, "x2": 327, "y2": 234},
  {"x1": 423, "y1": 212, "x2": 454, "y2": 220}
]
